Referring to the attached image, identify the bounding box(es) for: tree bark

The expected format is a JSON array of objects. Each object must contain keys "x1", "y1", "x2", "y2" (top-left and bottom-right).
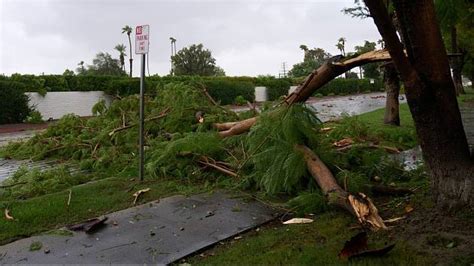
[
  {"x1": 364, "y1": 0, "x2": 474, "y2": 210},
  {"x1": 383, "y1": 63, "x2": 400, "y2": 125},
  {"x1": 296, "y1": 144, "x2": 386, "y2": 230}
]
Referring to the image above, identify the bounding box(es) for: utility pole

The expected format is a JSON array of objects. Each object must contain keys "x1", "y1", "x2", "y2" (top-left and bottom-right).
[
  {"x1": 169, "y1": 37, "x2": 177, "y2": 75},
  {"x1": 278, "y1": 62, "x2": 287, "y2": 78}
]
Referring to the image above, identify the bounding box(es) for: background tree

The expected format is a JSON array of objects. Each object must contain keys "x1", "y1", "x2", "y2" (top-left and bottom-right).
[
  {"x1": 289, "y1": 45, "x2": 331, "y2": 77},
  {"x1": 122, "y1": 25, "x2": 133, "y2": 77},
  {"x1": 76, "y1": 61, "x2": 86, "y2": 75},
  {"x1": 171, "y1": 44, "x2": 223, "y2": 76},
  {"x1": 114, "y1": 44, "x2": 127, "y2": 72},
  {"x1": 336, "y1": 37, "x2": 347, "y2": 56},
  {"x1": 344, "y1": 1, "x2": 401, "y2": 125},
  {"x1": 354, "y1": 40, "x2": 380, "y2": 79},
  {"x1": 435, "y1": 0, "x2": 470, "y2": 95},
  {"x1": 365, "y1": 0, "x2": 474, "y2": 209},
  {"x1": 85, "y1": 52, "x2": 126, "y2": 76}
]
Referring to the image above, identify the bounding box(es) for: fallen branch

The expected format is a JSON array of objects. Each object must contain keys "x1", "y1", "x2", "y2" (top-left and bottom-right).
[
  {"x1": 67, "y1": 189, "x2": 72, "y2": 206},
  {"x1": 215, "y1": 50, "x2": 393, "y2": 138},
  {"x1": 198, "y1": 156, "x2": 238, "y2": 177},
  {"x1": 295, "y1": 144, "x2": 386, "y2": 231},
  {"x1": 133, "y1": 188, "x2": 151, "y2": 205},
  {"x1": 336, "y1": 143, "x2": 400, "y2": 154},
  {"x1": 4, "y1": 209, "x2": 14, "y2": 220},
  {"x1": 108, "y1": 108, "x2": 170, "y2": 136}
]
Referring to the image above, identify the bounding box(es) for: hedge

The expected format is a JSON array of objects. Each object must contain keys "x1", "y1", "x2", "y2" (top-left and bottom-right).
[
  {"x1": 1, "y1": 74, "x2": 383, "y2": 105},
  {"x1": 316, "y1": 78, "x2": 383, "y2": 96},
  {"x1": 0, "y1": 81, "x2": 31, "y2": 124}
]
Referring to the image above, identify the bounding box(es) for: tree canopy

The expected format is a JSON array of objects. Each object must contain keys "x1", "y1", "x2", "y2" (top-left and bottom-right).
[
  {"x1": 171, "y1": 44, "x2": 225, "y2": 76},
  {"x1": 289, "y1": 45, "x2": 331, "y2": 77},
  {"x1": 77, "y1": 52, "x2": 126, "y2": 76}
]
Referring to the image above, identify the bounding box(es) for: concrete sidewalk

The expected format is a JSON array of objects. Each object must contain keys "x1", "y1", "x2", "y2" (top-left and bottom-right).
[{"x1": 0, "y1": 191, "x2": 278, "y2": 264}]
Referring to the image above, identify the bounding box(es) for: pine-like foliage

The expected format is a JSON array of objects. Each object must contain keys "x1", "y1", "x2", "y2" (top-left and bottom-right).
[
  {"x1": 146, "y1": 132, "x2": 224, "y2": 178},
  {"x1": 247, "y1": 104, "x2": 321, "y2": 194}
]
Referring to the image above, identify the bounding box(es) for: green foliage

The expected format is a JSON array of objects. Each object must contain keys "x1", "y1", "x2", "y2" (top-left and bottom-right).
[
  {"x1": 3, "y1": 83, "x2": 234, "y2": 176},
  {"x1": 0, "y1": 81, "x2": 31, "y2": 124},
  {"x1": 26, "y1": 110, "x2": 43, "y2": 124},
  {"x1": 287, "y1": 191, "x2": 328, "y2": 216},
  {"x1": 1, "y1": 165, "x2": 90, "y2": 200},
  {"x1": 172, "y1": 44, "x2": 224, "y2": 76},
  {"x1": 289, "y1": 46, "x2": 331, "y2": 77},
  {"x1": 354, "y1": 40, "x2": 381, "y2": 79},
  {"x1": 146, "y1": 133, "x2": 224, "y2": 178},
  {"x1": 203, "y1": 78, "x2": 255, "y2": 105},
  {"x1": 234, "y1": 95, "x2": 247, "y2": 106},
  {"x1": 316, "y1": 78, "x2": 382, "y2": 96},
  {"x1": 247, "y1": 105, "x2": 321, "y2": 194},
  {"x1": 83, "y1": 52, "x2": 126, "y2": 76}
]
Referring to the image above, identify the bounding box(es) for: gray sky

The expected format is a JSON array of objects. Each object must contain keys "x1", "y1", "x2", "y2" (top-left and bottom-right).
[{"x1": 0, "y1": 0, "x2": 381, "y2": 77}]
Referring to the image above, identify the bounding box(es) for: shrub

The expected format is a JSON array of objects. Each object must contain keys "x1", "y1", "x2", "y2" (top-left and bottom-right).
[
  {"x1": 315, "y1": 78, "x2": 383, "y2": 96},
  {"x1": 0, "y1": 81, "x2": 31, "y2": 124},
  {"x1": 234, "y1": 95, "x2": 247, "y2": 106},
  {"x1": 26, "y1": 110, "x2": 43, "y2": 124},
  {"x1": 43, "y1": 75, "x2": 68, "y2": 91},
  {"x1": 203, "y1": 78, "x2": 254, "y2": 105}
]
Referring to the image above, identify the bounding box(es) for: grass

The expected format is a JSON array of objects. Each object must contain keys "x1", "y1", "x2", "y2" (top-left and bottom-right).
[
  {"x1": 0, "y1": 175, "x2": 211, "y2": 244},
  {"x1": 185, "y1": 211, "x2": 431, "y2": 265}
]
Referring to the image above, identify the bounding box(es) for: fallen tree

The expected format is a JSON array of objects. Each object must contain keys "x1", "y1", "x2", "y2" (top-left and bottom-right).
[{"x1": 214, "y1": 49, "x2": 392, "y2": 137}]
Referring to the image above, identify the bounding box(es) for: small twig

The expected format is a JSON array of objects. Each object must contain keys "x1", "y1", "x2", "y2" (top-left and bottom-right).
[
  {"x1": 67, "y1": 189, "x2": 72, "y2": 206},
  {"x1": 198, "y1": 158, "x2": 238, "y2": 177},
  {"x1": 109, "y1": 108, "x2": 170, "y2": 136}
]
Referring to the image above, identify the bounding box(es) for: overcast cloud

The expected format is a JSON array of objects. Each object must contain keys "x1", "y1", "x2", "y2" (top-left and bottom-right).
[{"x1": 0, "y1": 0, "x2": 381, "y2": 77}]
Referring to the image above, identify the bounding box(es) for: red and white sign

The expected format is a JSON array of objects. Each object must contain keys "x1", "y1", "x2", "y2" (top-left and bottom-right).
[{"x1": 135, "y1": 25, "x2": 149, "y2": 54}]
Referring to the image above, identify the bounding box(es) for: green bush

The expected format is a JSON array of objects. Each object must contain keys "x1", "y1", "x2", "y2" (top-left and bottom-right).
[
  {"x1": 316, "y1": 78, "x2": 383, "y2": 96},
  {"x1": 0, "y1": 81, "x2": 31, "y2": 124},
  {"x1": 26, "y1": 110, "x2": 43, "y2": 124},
  {"x1": 43, "y1": 75, "x2": 68, "y2": 91},
  {"x1": 234, "y1": 95, "x2": 247, "y2": 106},
  {"x1": 9, "y1": 74, "x2": 45, "y2": 92},
  {"x1": 203, "y1": 78, "x2": 255, "y2": 105}
]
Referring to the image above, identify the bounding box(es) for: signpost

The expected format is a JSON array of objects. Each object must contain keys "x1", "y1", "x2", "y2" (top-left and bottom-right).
[{"x1": 135, "y1": 25, "x2": 149, "y2": 181}]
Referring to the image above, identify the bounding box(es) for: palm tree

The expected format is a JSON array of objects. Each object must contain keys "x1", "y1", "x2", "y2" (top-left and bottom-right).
[
  {"x1": 336, "y1": 37, "x2": 346, "y2": 56},
  {"x1": 122, "y1": 25, "x2": 133, "y2": 77},
  {"x1": 299, "y1": 44, "x2": 309, "y2": 61},
  {"x1": 114, "y1": 44, "x2": 127, "y2": 72},
  {"x1": 77, "y1": 61, "x2": 85, "y2": 75}
]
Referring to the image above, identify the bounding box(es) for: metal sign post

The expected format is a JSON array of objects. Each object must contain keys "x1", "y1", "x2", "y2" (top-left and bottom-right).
[{"x1": 135, "y1": 25, "x2": 149, "y2": 181}]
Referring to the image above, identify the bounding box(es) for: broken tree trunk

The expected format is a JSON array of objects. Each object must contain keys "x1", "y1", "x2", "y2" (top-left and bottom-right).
[
  {"x1": 215, "y1": 50, "x2": 392, "y2": 137},
  {"x1": 295, "y1": 144, "x2": 387, "y2": 231}
]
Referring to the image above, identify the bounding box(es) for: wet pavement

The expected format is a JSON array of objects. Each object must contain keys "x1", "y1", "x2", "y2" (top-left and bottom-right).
[
  {"x1": 0, "y1": 191, "x2": 278, "y2": 264},
  {"x1": 0, "y1": 130, "x2": 40, "y2": 148},
  {"x1": 231, "y1": 92, "x2": 407, "y2": 122},
  {"x1": 308, "y1": 92, "x2": 406, "y2": 122}
]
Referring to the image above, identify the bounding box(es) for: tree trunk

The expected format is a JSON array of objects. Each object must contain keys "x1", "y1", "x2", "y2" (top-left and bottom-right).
[
  {"x1": 128, "y1": 35, "x2": 133, "y2": 77},
  {"x1": 451, "y1": 26, "x2": 465, "y2": 95},
  {"x1": 383, "y1": 63, "x2": 400, "y2": 126},
  {"x1": 296, "y1": 144, "x2": 386, "y2": 230},
  {"x1": 364, "y1": 0, "x2": 474, "y2": 210}
]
